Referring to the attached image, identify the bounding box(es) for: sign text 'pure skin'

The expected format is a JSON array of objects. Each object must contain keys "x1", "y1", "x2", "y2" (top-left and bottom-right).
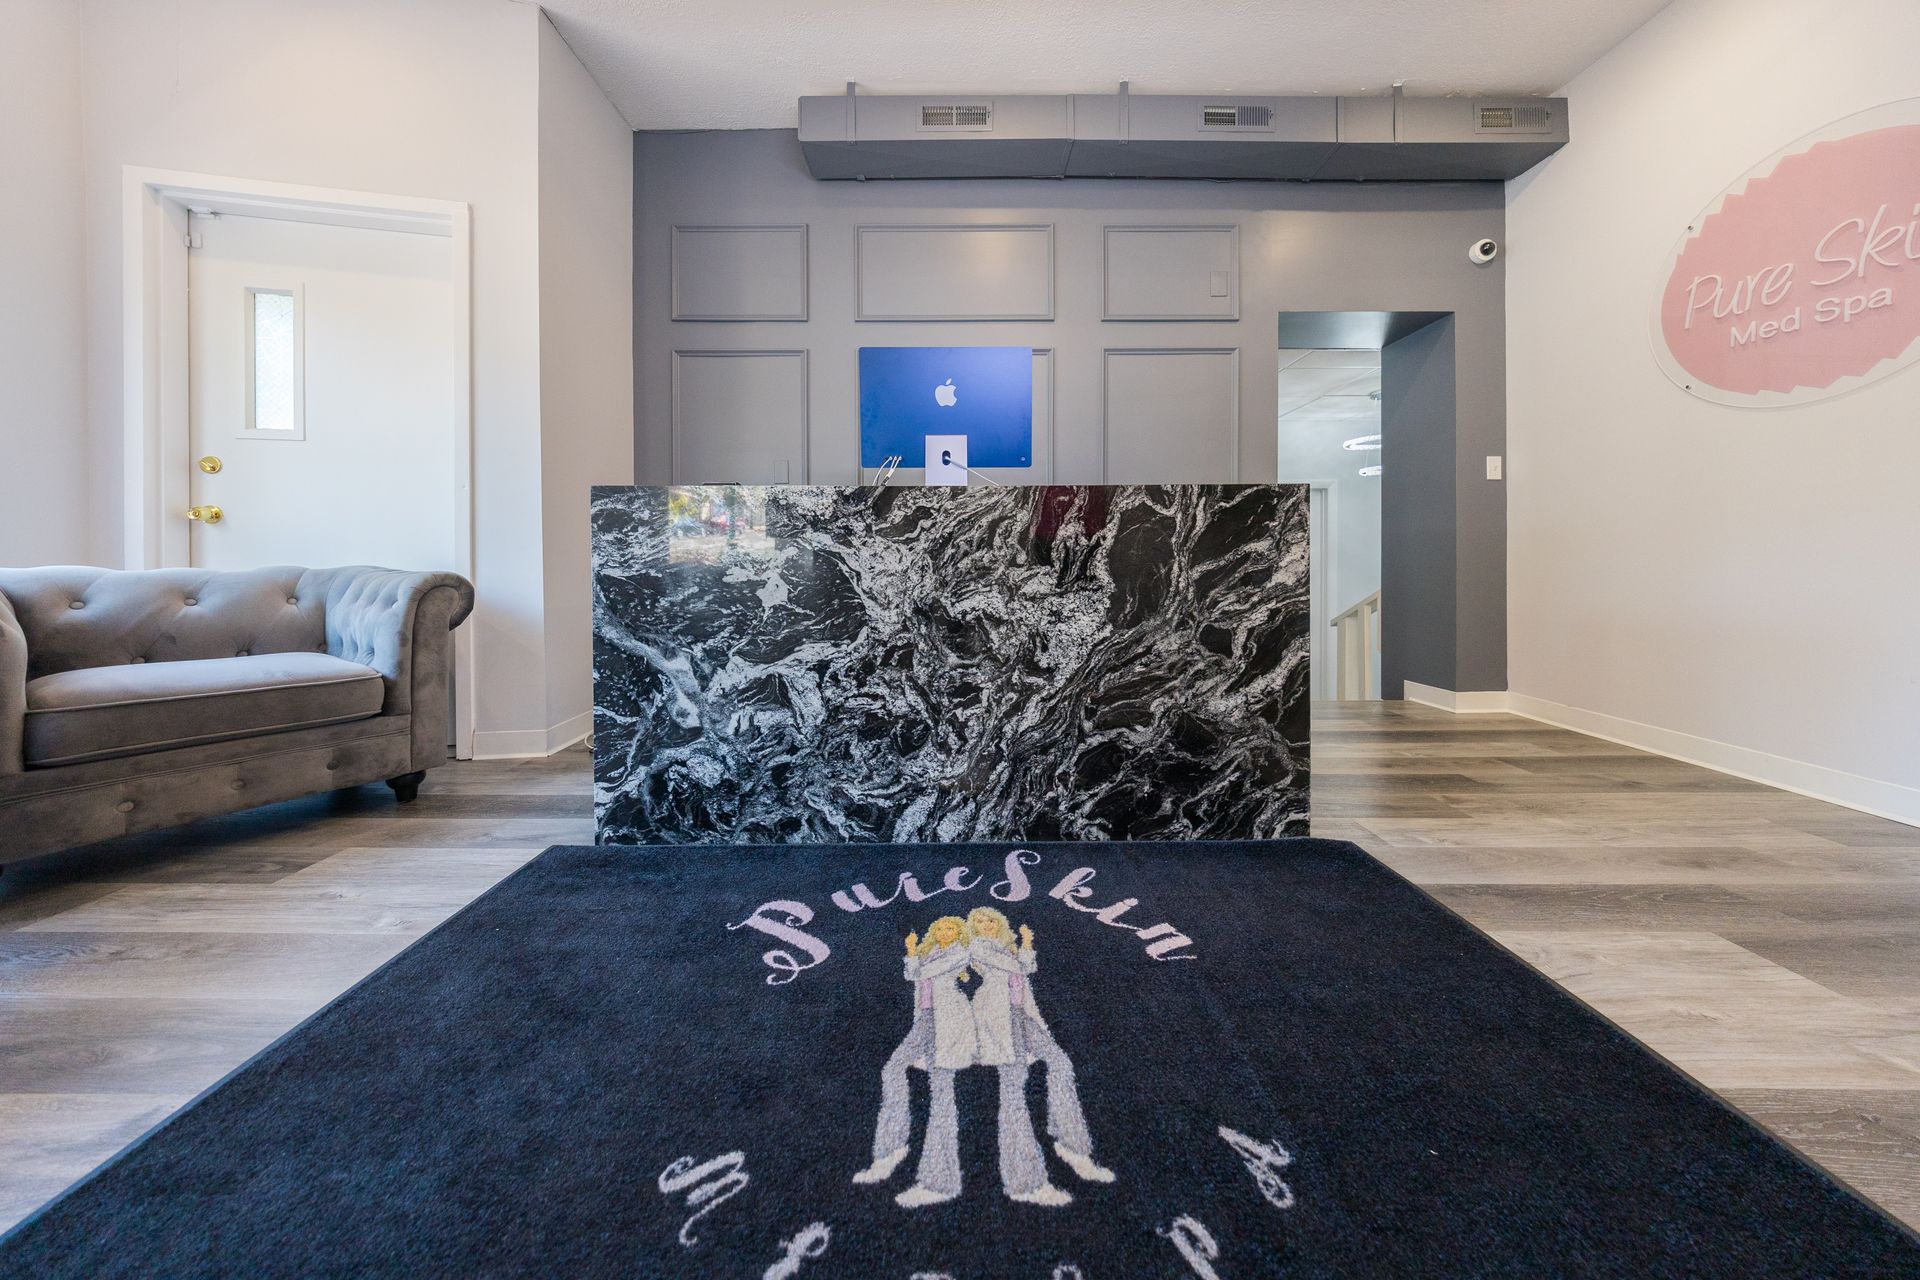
[{"x1": 725, "y1": 849, "x2": 1196, "y2": 985}]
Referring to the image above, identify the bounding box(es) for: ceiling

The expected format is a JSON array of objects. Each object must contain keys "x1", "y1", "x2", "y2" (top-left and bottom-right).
[
  {"x1": 531, "y1": 0, "x2": 1671, "y2": 131},
  {"x1": 1279, "y1": 349, "x2": 1380, "y2": 422},
  {"x1": 1279, "y1": 350, "x2": 1384, "y2": 478}
]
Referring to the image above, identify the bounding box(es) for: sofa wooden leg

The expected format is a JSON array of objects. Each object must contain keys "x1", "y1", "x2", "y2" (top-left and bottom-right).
[{"x1": 386, "y1": 771, "x2": 427, "y2": 803}]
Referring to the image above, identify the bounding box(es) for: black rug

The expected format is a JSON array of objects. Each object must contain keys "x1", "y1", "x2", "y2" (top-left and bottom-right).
[{"x1": 4, "y1": 841, "x2": 1916, "y2": 1278}]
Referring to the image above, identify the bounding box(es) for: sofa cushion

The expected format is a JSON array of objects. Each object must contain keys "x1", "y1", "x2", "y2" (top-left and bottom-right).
[
  {"x1": 23, "y1": 653, "x2": 386, "y2": 768},
  {"x1": 0, "y1": 566, "x2": 327, "y2": 679}
]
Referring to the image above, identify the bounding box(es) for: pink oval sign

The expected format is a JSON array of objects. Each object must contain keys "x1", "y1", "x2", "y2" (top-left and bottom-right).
[{"x1": 1652, "y1": 99, "x2": 1920, "y2": 407}]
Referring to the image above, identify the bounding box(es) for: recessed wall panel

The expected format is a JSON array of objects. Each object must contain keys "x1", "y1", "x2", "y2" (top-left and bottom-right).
[
  {"x1": 671, "y1": 351, "x2": 809, "y2": 484},
  {"x1": 856, "y1": 225, "x2": 1053, "y2": 321},
  {"x1": 1103, "y1": 349, "x2": 1239, "y2": 483},
  {"x1": 671, "y1": 226, "x2": 808, "y2": 321},
  {"x1": 1021, "y1": 348, "x2": 1056, "y2": 481},
  {"x1": 1103, "y1": 226, "x2": 1240, "y2": 320}
]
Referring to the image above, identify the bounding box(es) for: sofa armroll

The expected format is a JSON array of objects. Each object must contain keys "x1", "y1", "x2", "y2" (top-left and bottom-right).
[
  {"x1": 301, "y1": 567, "x2": 475, "y2": 769},
  {"x1": 0, "y1": 590, "x2": 26, "y2": 775}
]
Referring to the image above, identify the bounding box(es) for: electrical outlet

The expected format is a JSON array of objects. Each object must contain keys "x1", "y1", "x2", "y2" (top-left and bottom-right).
[{"x1": 1486, "y1": 455, "x2": 1503, "y2": 481}]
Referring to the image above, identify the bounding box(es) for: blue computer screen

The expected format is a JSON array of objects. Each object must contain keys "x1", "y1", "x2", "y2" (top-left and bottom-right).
[{"x1": 858, "y1": 346, "x2": 1033, "y2": 469}]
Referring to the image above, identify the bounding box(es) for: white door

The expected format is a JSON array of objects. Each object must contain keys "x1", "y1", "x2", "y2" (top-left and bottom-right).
[{"x1": 187, "y1": 212, "x2": 456, "y2": 573}]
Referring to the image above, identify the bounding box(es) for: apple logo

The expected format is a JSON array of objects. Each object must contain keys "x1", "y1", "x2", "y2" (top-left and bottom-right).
[{"x1": 933, "y1": 378, "x2": 958, "y2": 408}]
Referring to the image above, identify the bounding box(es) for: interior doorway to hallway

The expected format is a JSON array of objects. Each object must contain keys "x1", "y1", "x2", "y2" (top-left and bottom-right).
[
  {"x1": 1277, "y1": 348, "x2": 1381, "y2": 700},
  {"x1": 1275, "y1": 310, "x2": 1453, "y2": 704}
]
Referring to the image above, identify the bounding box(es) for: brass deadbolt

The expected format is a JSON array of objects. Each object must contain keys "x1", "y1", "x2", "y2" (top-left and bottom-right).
[{"x1": 198, "y1": 456, "x2": 223, "y2": 474}]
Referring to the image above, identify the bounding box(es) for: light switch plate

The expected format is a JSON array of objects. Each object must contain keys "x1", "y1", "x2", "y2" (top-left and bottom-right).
[
  {"x1": 925, "y1": 434, "x2": 969, "y2": 486},
  {"x1": 1486, "y1": 455, "x2": 1504, "y2": 481},
  {"x1": 1209, "y1": 270, "x2": 1230, "y2": 298}
]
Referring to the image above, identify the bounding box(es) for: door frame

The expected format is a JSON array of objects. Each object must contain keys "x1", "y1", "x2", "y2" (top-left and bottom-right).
[
  {"x1": 1304, "y1": 482, "x2": 1337, "y2": 701},
  {"x1": 122, "y1": 166, "x2": 476, "y2": 757}
]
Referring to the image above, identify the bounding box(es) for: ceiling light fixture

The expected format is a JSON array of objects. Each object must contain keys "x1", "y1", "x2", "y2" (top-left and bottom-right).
[
  {"x1": 1342, "y1": 434, "x2": 1382, "y2": 451},
  {"x1": 1359, "y1": 464, "x2": 1383, "y2": 477}
]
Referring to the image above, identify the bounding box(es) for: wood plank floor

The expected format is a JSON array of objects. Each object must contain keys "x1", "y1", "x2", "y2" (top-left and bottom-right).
[{"x1": 2, "y1": 702, "x2": 1916, "y2": 1235}]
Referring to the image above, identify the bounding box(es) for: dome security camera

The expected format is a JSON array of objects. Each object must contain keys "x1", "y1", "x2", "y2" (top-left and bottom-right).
[{"x1": 1468, "y1": 238, "x2": 1500, "y2": 265}]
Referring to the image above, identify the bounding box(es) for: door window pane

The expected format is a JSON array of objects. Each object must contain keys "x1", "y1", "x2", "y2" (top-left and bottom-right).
[{"x1": 248, "y1": 288, "x2": 301, "y2": 435}]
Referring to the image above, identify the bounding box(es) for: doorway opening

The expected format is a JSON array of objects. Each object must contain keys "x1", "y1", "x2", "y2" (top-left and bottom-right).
[
  {"x1": 1275, "y1": 310, "x2": 1452, "y2": 704},
  {"x1": 122, "y1": 168, "x2": 476, "y2": 756},
  {"x1": 1277, "y1": 349, "x2": 1381, "y2": 700}
]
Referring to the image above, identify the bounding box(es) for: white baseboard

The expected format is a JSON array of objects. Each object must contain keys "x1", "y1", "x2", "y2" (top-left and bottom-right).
[
  {"x1": 1401, "y1": 681, "x2": 1511, "y2": 714},
  {"x1": 1399, "y1": 683, "x2": 1920, "y2": 830},
  {"x1": 1502, "y1": 692, "x2": 1920, "y2": 831},
  {"x1": 470, "y1": 710, "x2": 593, "y2": 760}
]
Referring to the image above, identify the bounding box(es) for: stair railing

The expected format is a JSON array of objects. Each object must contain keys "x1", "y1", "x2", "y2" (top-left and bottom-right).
[{"x1": 1330, "y1": 591, "x2": 1381, "y2": 701}]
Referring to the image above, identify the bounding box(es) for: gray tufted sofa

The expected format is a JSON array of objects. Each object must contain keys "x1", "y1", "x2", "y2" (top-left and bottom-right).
[{"x1": 0, "y1": 565, "x2": 473, "y2": 864}]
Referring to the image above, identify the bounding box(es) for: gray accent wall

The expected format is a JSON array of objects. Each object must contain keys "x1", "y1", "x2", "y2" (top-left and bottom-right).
[
  {"x1": 1381, "y1": 318, "x2": 1459, "y2": 698},
  {"x1": 633, "y1": 128, "x2": 1509, "y2": 693}
]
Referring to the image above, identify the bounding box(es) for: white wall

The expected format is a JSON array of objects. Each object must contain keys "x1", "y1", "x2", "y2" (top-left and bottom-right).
[
  {"x1": 0, "y1": 0, "x2": 88, "y2": 566},
  {"x1": 536, "y1": 14, "x2": 634, "y2": 754},
  {"x1": 76, "y1": 0, "x2": 560, "y2": 748},
  {"x1": 1507, "y1": 0, "x2": 1920, "y2": 821}
]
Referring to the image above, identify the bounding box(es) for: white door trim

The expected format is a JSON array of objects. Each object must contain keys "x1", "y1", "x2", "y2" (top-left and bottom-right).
[
  {"x1": 1305, "y1": 482, "x2": 1336, "y2": 701},
  {"x1": 122, "y1": 166, "x2": 476, "y2": 758}
]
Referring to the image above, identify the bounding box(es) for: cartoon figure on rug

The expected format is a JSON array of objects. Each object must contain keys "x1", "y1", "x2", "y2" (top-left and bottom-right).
[
  {"x1": 852, "y1": 915, "x2": 978, "y2": 1207},
  {"x1": 966, "y1": 907, "x2": 1114, "y2": 1204},
  {"x1": 852, "y1": 909, "x2": 1111, "y2": 1210}
]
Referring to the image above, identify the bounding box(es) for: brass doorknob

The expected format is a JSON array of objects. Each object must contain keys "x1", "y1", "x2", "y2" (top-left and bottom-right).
[{"x1": 187, "y1": 505, "x2": 223, "y2": 525}]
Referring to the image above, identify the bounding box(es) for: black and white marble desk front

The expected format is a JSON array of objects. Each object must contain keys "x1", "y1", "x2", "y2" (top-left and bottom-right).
[{"x1": 591, "y1": 484, "x2": 1309, "y2": 844}]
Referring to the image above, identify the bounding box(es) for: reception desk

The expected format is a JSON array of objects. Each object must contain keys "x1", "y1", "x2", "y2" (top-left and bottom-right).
[{"x1": 591, "y1": 484, "x2": 1309, "y2": 844}]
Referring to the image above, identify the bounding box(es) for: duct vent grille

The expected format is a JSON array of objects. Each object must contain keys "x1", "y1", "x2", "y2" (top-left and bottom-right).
[
  {"x1": 1200, "y1": 104, "x2": 1274, "y2": 131},
  {"x1": 919, "y1": 103, "x2": 993, "y2": 131},
  {"x1": 1475, "y1": 103, "x2": 1552, "y2": 133}
]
